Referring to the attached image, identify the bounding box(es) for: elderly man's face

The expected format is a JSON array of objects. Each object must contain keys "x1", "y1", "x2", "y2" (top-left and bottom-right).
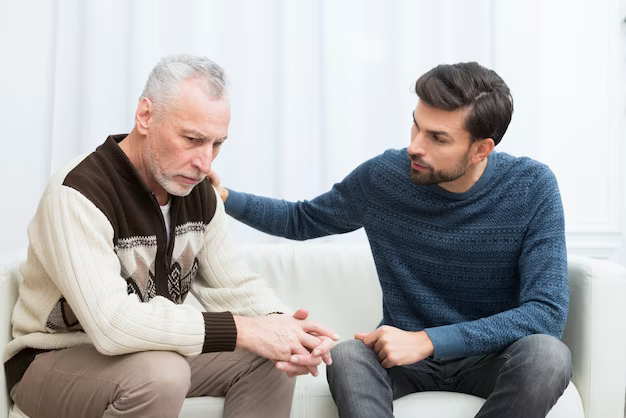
[{"x1": 144, "y1": 78, "x2": 230, "y2": 200}]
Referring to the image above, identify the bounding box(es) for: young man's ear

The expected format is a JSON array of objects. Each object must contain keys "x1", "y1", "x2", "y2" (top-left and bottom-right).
[
  {"x1": 472, "y1": 138, "x2": 495, "y2": 163},
  {"x1": 135, "y1": 98, "x2": 154, "y2": 135}
]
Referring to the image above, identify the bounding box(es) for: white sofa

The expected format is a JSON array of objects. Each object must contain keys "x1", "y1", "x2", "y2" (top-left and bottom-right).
[{"x1": 2, "y1": 243, "x2": 626, "y2": 418}]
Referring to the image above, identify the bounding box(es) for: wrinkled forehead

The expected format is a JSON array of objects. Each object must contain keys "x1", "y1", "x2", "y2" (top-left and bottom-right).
[{"x1": 163, "y1": 81, "x2": 231, "y2": 129}]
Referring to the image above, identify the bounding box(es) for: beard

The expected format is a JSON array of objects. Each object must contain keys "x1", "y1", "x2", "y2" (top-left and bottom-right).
[
  {"x1": 146, "y1": 144, "x2": 204, "y2": 197},
  {"x1": 408, "y1": 150, "x2": 471, "y2": 186}
]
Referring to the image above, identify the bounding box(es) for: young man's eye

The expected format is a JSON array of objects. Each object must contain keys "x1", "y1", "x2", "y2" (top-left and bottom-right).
[
  {"x1": 214, "y1": 141, "x2": 223, "y2": 148},
  {"x1": 432, "y1": 135, "x2": 445, "y2": 144}
]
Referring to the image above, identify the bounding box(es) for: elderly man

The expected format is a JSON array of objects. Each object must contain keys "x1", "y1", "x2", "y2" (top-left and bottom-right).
[
  {"x1": 4, "y1": 55, "x2": 336, "y2": 418},
  {"x1": 211, "y1": 62, "x2": 572, "y2": 418}
]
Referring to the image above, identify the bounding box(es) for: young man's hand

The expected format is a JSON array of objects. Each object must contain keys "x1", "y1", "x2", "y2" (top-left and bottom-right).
[
  {"x1": 355, "y1": 326, "x2": 434, "y2": 368},
  {"x1": 208, "y1": 170, "x2": 229, "y2": 202}
]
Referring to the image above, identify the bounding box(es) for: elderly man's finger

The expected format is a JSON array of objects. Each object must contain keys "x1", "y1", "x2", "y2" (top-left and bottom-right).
[
  {"x1": 288, "y1": 353, "x2": 323, "y2": 367},
  {"x1": 301, "y1": 321, "x2": 340, "y2": 341},
  {"x1": 290, "y1": 339, "x2": 320, "y2": 376},
  {"x1": 299, "y1": 332, "x2": 323, "y2": 352},
  {"x1": 276, "y1": 361, "x2": 313, "y2": 376},
  {"x1": 312, "y1": 336, "x2": 335, "y2": 357},
  {"x1": 292, "y1": 308, "x2": 309, "y2": 320}
]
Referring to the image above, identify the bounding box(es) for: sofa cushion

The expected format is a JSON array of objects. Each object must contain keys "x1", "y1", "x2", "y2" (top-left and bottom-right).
[{"x1": 176, "y1": 367, "x2": 583, "y2": 418}]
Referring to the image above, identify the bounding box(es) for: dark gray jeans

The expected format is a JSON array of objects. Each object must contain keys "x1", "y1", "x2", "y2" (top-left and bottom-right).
[{"x1": 327, "y1": 334, "x2": 572, "y2": 418}]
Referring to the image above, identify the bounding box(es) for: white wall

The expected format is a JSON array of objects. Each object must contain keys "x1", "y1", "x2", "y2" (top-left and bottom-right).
[
  {"x1": 0, "y1": 1, "x2": 58, "y2": 259},
  {"x1": 1, "y1": 0, "x2": 624, "y2": 263},
  {"x1": 492, "y1": 0, "x2": 626, "y2": 262}
]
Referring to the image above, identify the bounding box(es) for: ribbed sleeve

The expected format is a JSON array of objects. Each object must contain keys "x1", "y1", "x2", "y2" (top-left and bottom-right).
[
  {"x1": 201, "y1": 312, "x2": 237, "y2": 352},
  {"x1": 19, "y1": 185, "x2": 208, "y2": 357}
]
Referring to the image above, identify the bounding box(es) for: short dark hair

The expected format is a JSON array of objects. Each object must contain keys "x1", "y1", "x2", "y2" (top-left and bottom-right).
[{"x1": 414, "y1": 62, "x2": 513, "y2": 145}]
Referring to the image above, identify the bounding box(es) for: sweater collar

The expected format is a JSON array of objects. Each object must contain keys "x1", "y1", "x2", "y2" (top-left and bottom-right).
[{"x1": 97, "y1": 134, "x2": 155, "y2": 196}]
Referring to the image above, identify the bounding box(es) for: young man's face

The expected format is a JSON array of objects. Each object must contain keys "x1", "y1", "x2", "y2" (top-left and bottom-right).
[
  {"x1": 144, "y1": 78, "x2": 231, "y2": 199},
  {"x1": 408, "y1": 100, "x2": 475, "y2": 186}
]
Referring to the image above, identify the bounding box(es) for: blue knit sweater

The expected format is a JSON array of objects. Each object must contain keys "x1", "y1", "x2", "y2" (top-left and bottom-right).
[{"x1": 225, "y1": 149, "x2": 568, "y2": 360}]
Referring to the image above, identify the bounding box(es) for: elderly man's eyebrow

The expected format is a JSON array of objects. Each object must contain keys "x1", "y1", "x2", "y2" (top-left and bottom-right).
[
  {"x1": 181, "y1": 128, "x2": 228, "y2": 142},
  {"x1": 181, "y1": 128, "x2": 208, "y2": 139},
  {"x1": 180, "y1": 128, "x2": 204, "y2": 138}
]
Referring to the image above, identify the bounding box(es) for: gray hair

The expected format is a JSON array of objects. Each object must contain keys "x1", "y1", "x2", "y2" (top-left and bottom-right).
[{"x1": 140, "y1": 54, "x2": 229, "y2": 114}]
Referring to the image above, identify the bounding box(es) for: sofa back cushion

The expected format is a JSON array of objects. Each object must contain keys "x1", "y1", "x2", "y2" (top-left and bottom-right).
[{"x1": 236, "y1": 242, "x2": 383, "y2": 340}]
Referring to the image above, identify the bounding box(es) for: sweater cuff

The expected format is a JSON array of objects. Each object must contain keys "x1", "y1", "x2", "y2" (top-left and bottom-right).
[
  {"x1": 424, "y1": 324, "x2": 465, "y2": 360},
  {"x1": 224, "y1": 189, "x2": 247, "y2": 219},
  {"x1": 201, "y1": 312, "x2": 237, "y2": 353}
]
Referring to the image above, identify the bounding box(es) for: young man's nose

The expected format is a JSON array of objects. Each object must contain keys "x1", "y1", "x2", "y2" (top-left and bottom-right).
[{"x1": 408, "y1": 132, "x2": 426, "y2": 156}]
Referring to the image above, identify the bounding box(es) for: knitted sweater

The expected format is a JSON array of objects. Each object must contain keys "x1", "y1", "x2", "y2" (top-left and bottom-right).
[
  {"x1": 225, "y1": 149, "x2": 568, "y2": 360},
  {"x1": 4, "y1": 135, "x2": 287, "y2": 389}
]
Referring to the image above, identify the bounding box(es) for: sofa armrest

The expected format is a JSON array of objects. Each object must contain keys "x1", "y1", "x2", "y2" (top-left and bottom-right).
[
  {"x1": 562, "y1": 256, "x2": 626, "y2": 418},
  {"x1": 1, "y1": 250, "x2": 26, "y2": 418}
]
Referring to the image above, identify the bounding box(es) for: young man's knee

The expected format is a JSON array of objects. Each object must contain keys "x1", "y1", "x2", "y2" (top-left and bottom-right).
[
  {"x1": 508, "y1": 334, "x2": 572, "y2": 385},
  {"x1": 327, "y1": 339, "x2": 380, "y2": 385},
  {"x1": 330, "y1": 339, "x2": 373, "y2": 365}
]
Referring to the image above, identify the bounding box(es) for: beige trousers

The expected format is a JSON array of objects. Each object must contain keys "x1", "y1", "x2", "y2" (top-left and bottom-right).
[{"x1": 10, "y1": 345, "x2": 295, "y2": 418}]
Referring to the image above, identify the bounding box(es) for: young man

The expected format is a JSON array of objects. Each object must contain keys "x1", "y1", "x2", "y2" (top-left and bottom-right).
[
  {"x1": 211, "y1": 62, "x2": 572, "y2": 418},
  {"x1": 4, "y1": 55, "x2": 337, "y2": 418}
]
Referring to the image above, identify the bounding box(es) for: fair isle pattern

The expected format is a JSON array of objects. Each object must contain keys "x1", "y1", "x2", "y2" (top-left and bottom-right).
[
  {"x1": 115, "y1": 235, "x2": 158, "y2": 302},
  {"x1": 45, "y1": 297, "x2": 83, "y2": 332},
  {"x1": 45, "y1": 235, "x2": 160, "y2": 331},
  {"x1": 228, "y1": 149, "x2": 569, "y2": 360},
  {"x1": 115, "y1": 236, "x2": 158, "y2": 250},
  {"x1": 175, "y1": 222, "x2": 206, "y2": 235},
  {"x1": 168, "y1": 222, "x2": 206, "y2": 303}
]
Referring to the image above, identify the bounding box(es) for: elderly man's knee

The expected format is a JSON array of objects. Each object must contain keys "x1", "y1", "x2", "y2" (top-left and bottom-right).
[
  {"x1": 256, "y1": 355, "x2": 295, "y2": 390},
  {"x1": 124, "y1": 351, "x2": 191, "y2": 402}
]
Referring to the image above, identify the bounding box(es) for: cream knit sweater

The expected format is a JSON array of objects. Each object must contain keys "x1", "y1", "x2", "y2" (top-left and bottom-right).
[{"x1": 5, "y1": 145, "x2": 288, "y2": 365}]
